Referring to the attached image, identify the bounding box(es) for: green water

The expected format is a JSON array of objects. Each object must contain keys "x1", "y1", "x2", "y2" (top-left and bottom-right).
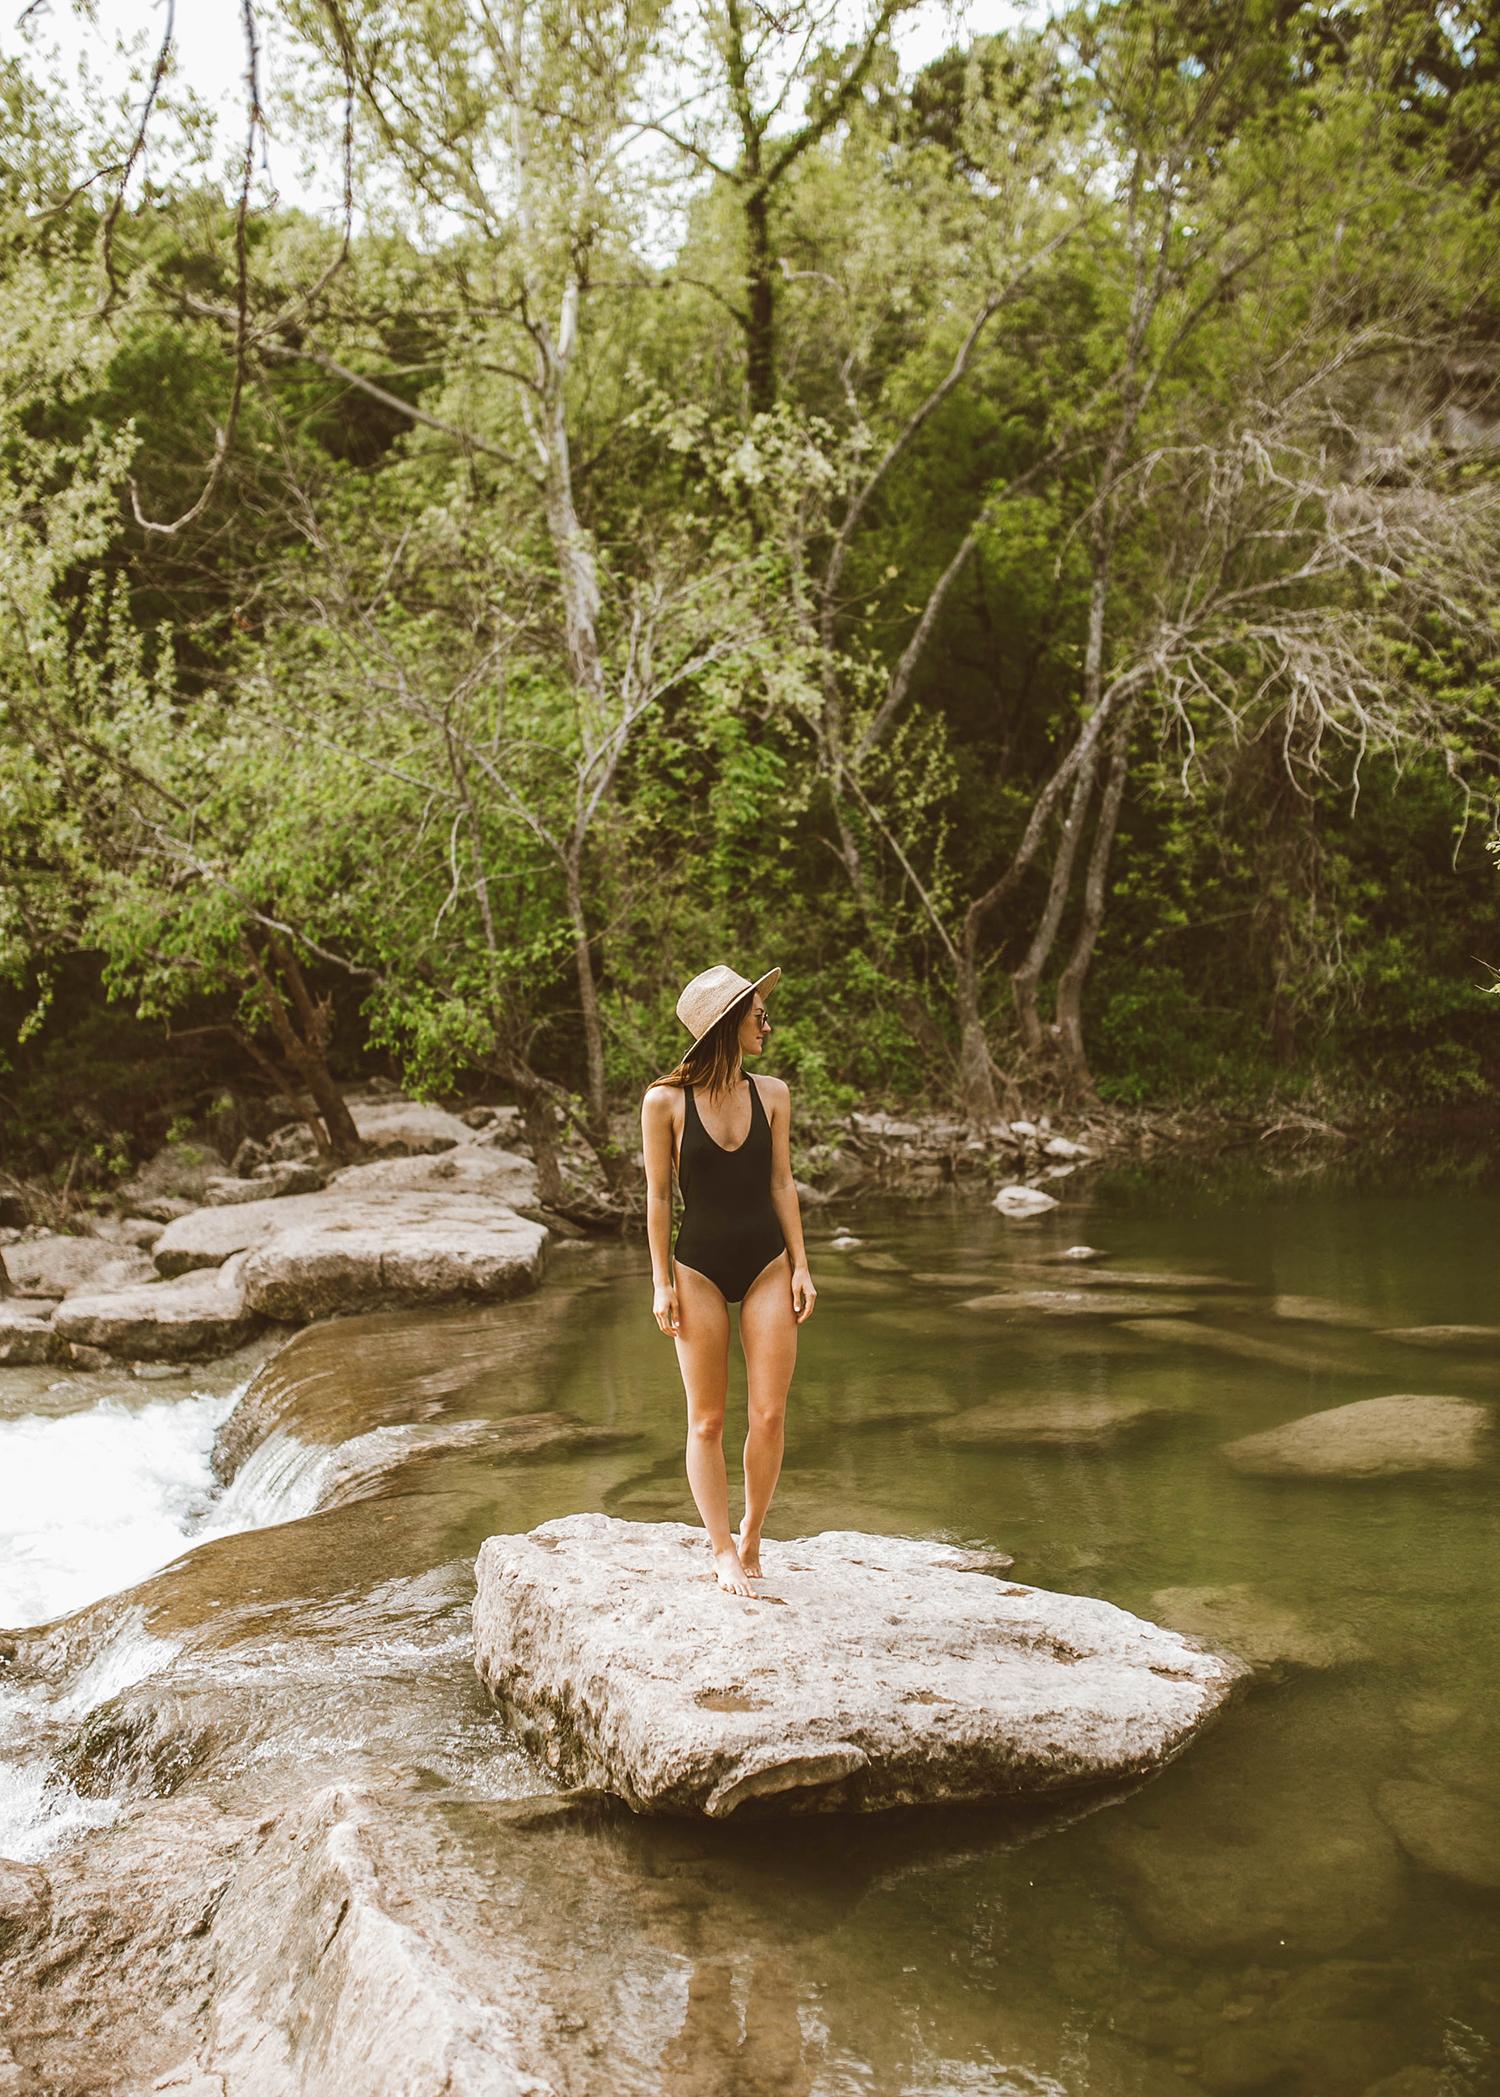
[
  {"x1": 26, "y1": 1179, "x2": 1500, "y2": 2094},
  {"x1": 398, "y1": 1185, "x2": 1499, "y2": 2096}
]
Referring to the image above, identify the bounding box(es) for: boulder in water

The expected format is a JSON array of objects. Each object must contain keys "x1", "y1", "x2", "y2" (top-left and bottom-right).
[
  {"x1": 1223, "y1": 1395, "x2": 1490, "y2": 1478},
  {"x1": 1101, "y1": 1753, "x2": 1404, "y2": 1960},
  {"x1": 52, "y1": 1255, "x2": 261, "y2": 1361},
  {"x1": 1375, "y1": 1780, "x2": 1500, "y2": 1890},
  {"x1": 992, "y1": 1184, "x2": 1057, "y2": 1216},
  {"x1": 471, "y1": 1515, "x2": 1243, "y2": 1818}
]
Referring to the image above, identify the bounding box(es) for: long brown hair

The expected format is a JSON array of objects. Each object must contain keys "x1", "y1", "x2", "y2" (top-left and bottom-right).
[{"x1": 652, "y1": 988, "x2": 754, "y2": 1102}]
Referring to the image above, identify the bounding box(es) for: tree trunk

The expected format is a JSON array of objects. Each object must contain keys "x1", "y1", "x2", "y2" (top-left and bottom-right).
[
  {"x1": 563, "y1": 860, "x2": 608, "y2": 1141},
  {"x1": 240, "y1": 929, "x2": 363, "y2": 1163},
  {"x1": 745, "y1": 185, "x2": 775, "y2": 415},
  {"x1": 1009, "y1": 754, "x2": 1097, "y2": 1056},
  {"x1": 561, "y1": 857, "x2": 637, "y2": 1199},
  {"x1": 517, "y1": 1084, "x2": 564, "y2": 1209},
  {"x1": 1053, "y1": 708, "x2": 1133, "y2": 1106},
  {"x1": 955, "y1": 939, "x2": 1000, "y2": 1123}
]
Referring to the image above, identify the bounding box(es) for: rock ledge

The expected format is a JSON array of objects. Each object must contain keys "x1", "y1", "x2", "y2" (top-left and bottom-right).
[{"x1": 472, "y1": 1515, "x2": 1244, "y2": 1818}]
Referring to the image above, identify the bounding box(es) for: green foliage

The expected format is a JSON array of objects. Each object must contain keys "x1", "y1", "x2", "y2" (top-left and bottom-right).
[{"x1": 2, "y1": 0, "x2": 1500, "y2": 1180}]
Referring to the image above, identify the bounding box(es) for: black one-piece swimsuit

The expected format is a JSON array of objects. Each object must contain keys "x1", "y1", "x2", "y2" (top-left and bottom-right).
[{"x1": 673, "y1": 1078, "x2": 787, "y2": 1304}]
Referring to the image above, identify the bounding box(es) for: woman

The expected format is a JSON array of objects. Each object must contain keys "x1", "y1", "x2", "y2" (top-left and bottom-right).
[{"x1": 641, "y1": 965, "x2": 817, "y2": 1595}]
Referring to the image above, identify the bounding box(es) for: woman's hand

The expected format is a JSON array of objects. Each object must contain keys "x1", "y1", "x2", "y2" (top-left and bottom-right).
[
  {"x1": 652, "y1": 1282, "x2": 680, "y2": 1337},
  {"x1": 791, "y1": 1266, "x2": 817, "y2": 1323}
]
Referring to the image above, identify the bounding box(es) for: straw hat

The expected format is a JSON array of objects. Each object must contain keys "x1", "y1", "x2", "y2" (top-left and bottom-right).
[{"x1": 676, "y1": 964, "x2": 781, "y2": 1046}]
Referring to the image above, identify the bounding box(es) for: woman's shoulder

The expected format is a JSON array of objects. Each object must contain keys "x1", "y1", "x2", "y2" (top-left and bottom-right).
[
  {"x1": 755, "y1": 1073, "x2": 792, "y2": 1106},
  {"x1": 641, "y1": 1081, "x2": 681, "y2": 1115}
]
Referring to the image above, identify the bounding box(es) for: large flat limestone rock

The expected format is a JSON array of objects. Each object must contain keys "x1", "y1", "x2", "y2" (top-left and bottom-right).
[
  {"x1": 53, "y1": 1256, "x2": 260, "y2": 1360},
  {"x1": 238, "y1": 1192, "x2": 548, "y2": 1321},
  {"x1": 472, "y1": 1514, "x2": 1243, "y2": 1819},
  {"x1": 153, "y1": 1174, "x2": 544, "y2": 1312},
  {"x1": 328, "y1": 1144, "x2": 537, "y2": 1207},
  {"x1": 1223, "y1": 1394, "x2": 1491, "y2": 1477},
  {"x1": 2, "y1": 1234, "x2": 154, "y2": 1299}
]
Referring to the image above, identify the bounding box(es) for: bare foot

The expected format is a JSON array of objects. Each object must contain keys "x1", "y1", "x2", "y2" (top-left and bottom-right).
[
  {"x1": 736, "y1": 1525, "x2": 764, "y2": 1579},
  {"x1": 713, "y1": 1543, "x2": 756, "y2": 1597}
]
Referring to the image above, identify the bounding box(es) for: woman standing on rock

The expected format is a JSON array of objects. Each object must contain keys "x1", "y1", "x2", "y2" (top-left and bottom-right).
[{"x1": 642, "y1": 966, "x2": 817, "y2": 1596}]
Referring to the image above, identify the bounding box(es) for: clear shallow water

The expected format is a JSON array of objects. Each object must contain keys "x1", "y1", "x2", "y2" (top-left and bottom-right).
[{"x1": 2, "y1": 1178, "x2": 1498, "y2": 2091}]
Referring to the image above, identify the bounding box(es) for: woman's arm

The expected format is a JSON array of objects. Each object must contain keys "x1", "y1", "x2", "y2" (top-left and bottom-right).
[
  {"x1": 640, "y1": 1086, "x2": 681, "y2": 1336},
  {"x1": 764, "y1": 1078, "x2": 817, "y2": 1323}
]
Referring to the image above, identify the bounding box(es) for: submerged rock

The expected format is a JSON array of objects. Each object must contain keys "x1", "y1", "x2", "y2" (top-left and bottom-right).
[
  {"x1": 1119, "y1": 1317, "x2": 1370, "y2": 1372},
  {"x1": 962, "y1": 1290, "x2": 1198, "y2": 1318},
  {"x1": 1378, "y1": 1324, "x2": 1500, "y2": 1351},
  {"x1": 939, "y1": 1395, "x2": 1176, "y2": 1448},
  {"x1": 1151, "y1": 1585, "x2": 1368, "y2": 1676},
  {"x1": 52, "y1": 1255, "x2": 261, "y2": 1360},
  {"x1": 1223, "y1": 1394, "x2": 1491, "y2": 1478},
  {"x1": 1375, "y1": 1779, "x2": 1500, "y2": 1889},
  {"x1": 1101, "y1": 1754, "x2": 1404, "y2": 1961},
  {"x1": 1272, "y1": 1294, "x2": 1378, "y2": 1328},
  {"x1": 471, "y1": 1515, "x2": 1242, "y2": 1819}
]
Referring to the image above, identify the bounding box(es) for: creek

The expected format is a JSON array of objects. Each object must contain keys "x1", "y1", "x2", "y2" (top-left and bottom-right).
[{"x1": 1, "y1": 1172, "x2": 1497, "y2": 2095}]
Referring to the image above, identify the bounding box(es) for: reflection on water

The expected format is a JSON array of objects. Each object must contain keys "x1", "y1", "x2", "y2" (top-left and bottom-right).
[{"x1": 3, "y1": 1178, "x2": 1500, "y2": 2092}]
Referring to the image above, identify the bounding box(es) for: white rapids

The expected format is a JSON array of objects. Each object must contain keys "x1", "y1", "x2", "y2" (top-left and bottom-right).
[{"x1": 0, "y1": 1380, "x2": 337, "y2": 1860}]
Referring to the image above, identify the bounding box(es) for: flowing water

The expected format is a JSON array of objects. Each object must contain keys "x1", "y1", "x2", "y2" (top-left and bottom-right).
[{"x1": 1, "y1": 1172, "x2": 1498, "y2": 2094}]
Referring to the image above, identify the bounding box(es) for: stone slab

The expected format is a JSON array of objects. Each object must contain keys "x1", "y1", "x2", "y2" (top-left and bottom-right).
[
  {"x1": 328, "y1": 1145, "x2": 537, "y2": 1208},
  {"x1": 472, "y1": 1515, "x2": 1243, "y2": 1819},
  {"x1": 52, "y1": 1256, "x2": 261, "y2": 1361},
  {"x1": 1223, "y1": 1394, "x2": 1491, "y2": 1478},
  {"x1": 2, "y1": 1235, "x2": 153, "y2": 1300},
  {"x1": 238, "y1": 1194, "x2": 548, "y2": 1321},
  {"x1": 0, "y1": 1300, "x2": 56, "y2": 1365}
]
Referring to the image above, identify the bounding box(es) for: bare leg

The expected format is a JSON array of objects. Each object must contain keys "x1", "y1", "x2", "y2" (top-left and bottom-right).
[
  {"x1": 673, "y1": 1262, "x2": 755, "y2": 1596},
  {"x1": 736, "y1": 1253, "x2": 797, "y2": 1578}
]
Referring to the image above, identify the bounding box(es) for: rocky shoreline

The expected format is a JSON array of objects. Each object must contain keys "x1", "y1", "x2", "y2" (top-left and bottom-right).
[
  {"x1": 0, "y1": 1089, "x2": 554, "y2": 1373},
  {"x1": 6, "y1": 1071, "x2": 1485, "y2": 1378}
]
